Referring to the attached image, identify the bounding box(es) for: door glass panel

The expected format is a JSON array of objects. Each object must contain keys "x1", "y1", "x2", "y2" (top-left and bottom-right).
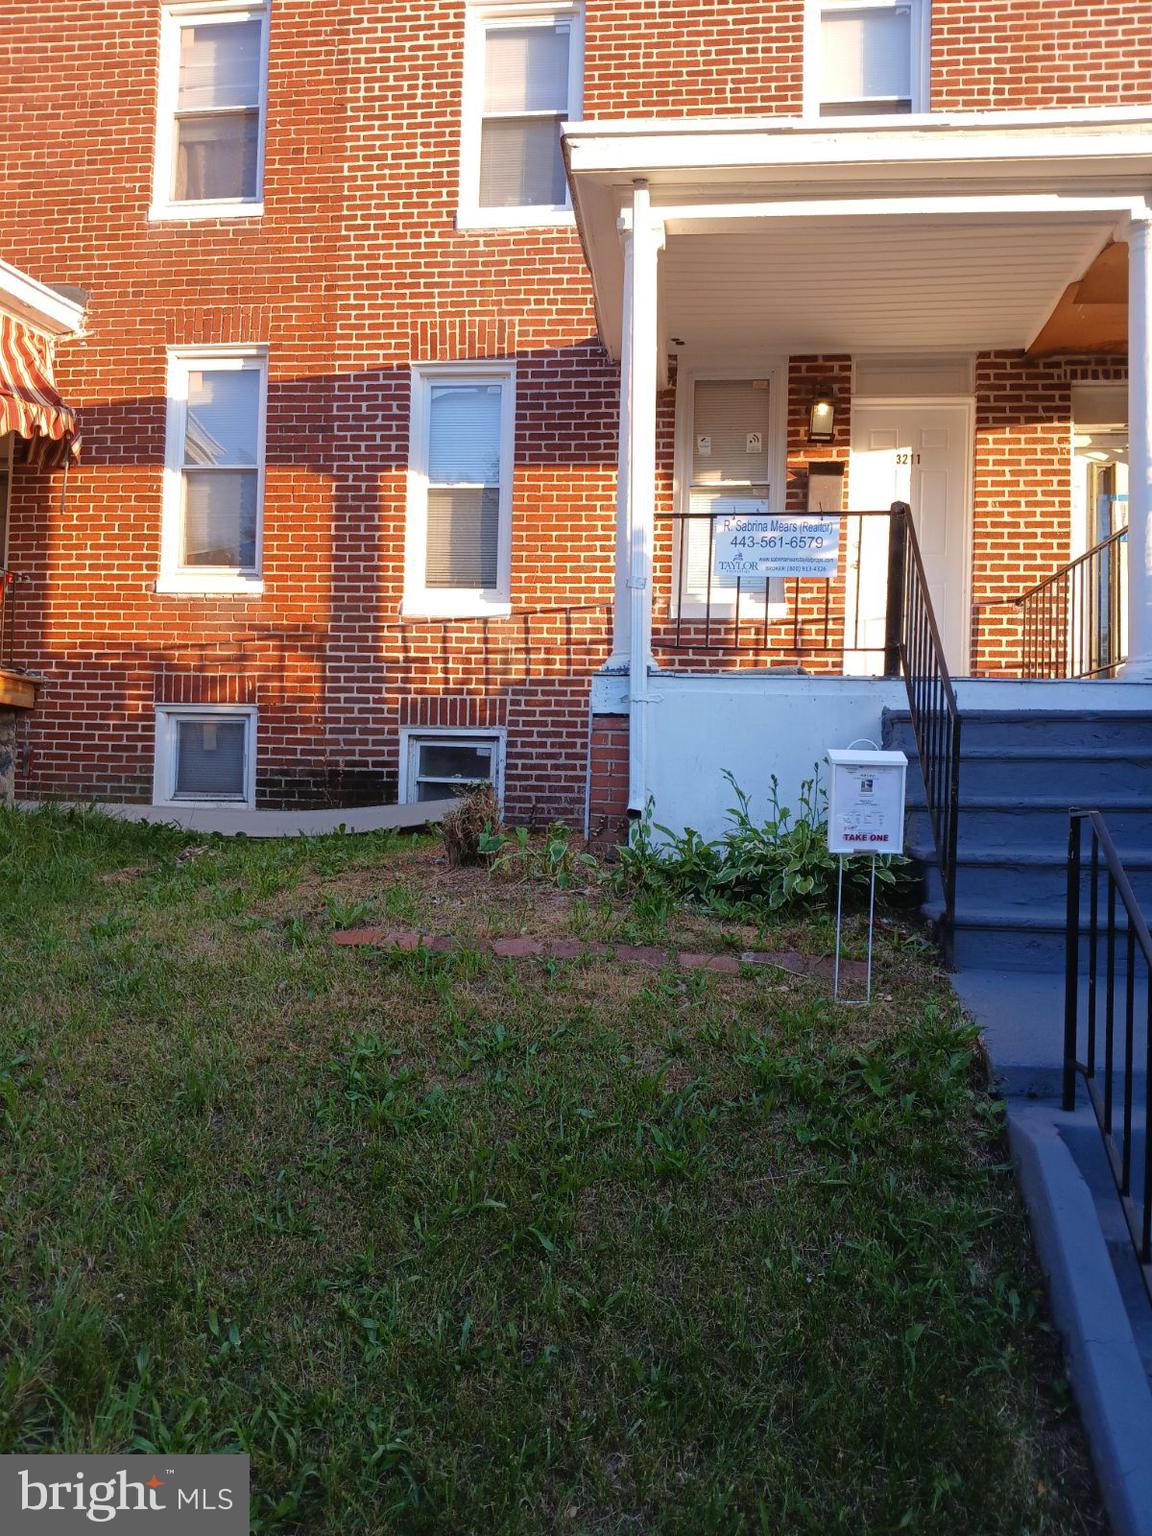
[{"x1": 681, "y1": 380, "x2": 775, "y2": 608}]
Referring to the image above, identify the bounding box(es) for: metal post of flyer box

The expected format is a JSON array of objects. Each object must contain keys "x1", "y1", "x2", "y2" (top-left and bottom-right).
[{"x1": 826, "y1": 743, "x2": 908, "y2": 1004}]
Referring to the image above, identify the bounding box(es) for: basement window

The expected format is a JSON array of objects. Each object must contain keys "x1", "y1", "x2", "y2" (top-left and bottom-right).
[
  {"x1": 401, "y1": 731, "x2": 505, "y2": 804},
  {"x1": 808, "y1": 0, "x2": 929, "y2": 118},
  {"x1": 154, "y1": 707, "x2": 256, "y2": 806},
  {"x1": 151, "y1": 2, "x2": 269, "y2": 221},
  {"x1": 458, "y1": 2, "x2": 584, "y2": 228}
]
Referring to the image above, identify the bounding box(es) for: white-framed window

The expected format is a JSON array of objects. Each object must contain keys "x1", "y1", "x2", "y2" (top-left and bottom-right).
[
  {"x1": 458, "y1": 1, "x2": 583, "y2": 229},
  {"x1": 160, "y1": 347, "x2": 268, "y2": 596},
  {"x1": 399, "y1": 728, "x2": 506, "y2": 805},
  {"x1": 153, "y1": 705, "x2": 257, "y2": 807},
  {"x1": 673, "y1": 367, "x2": 789, "y2": 619},
  {"x1": 151, "y1": 1, "x2": 269, "y2": 222},
  {"x1": 404, "y1": 362, "x2": 515, "y2": 618},
  {"x1": 805, "y1": 0, "x2": 929, "y2": 118}
]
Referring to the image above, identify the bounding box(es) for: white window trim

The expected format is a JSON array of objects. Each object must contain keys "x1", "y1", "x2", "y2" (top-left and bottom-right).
[
  {"x1": 672, "y1": 360, "x2": 790, "y2": 621},
  {"x1": 398, "y1": 727, "x2": 507, "y2": 806},
  {"x1": 153, "y1": 704, "x2": 258, "y2": 808},
  {"x1": 150, "y1": 0, "x2": 270, "y2": 224},
  {"x1": 403, "y1": 361, "x2": 516, "y2": 619},
  {"x1": 158, "y1": 344, "x2": 268, "y2": 597},
  {"x1": 803, "y1": 0, "x2": 930, "y2": 122},
  {"x1": 457, "y1": 0, "x2": 584, "y2": 231}
]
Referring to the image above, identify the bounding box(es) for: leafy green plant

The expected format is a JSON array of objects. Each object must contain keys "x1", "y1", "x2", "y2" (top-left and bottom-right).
[
  {"x1": 613, "y1": 769, "x2": 918, "y2": 915},
  {"x1": 489, "y1": 823, "x2": 600, "y2": 889}
]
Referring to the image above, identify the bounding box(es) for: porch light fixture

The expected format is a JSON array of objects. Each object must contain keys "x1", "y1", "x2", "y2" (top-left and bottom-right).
[{"x1": 808, "y1": 382, "x2": 837, "y2": 444}]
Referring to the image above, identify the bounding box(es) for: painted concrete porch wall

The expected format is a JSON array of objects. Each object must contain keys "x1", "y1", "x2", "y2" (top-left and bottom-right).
[{"x1": 592, "y1": 673, "x2": 906, "y2": 841}]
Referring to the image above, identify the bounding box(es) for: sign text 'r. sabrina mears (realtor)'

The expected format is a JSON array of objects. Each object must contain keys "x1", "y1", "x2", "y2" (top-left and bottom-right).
[{"x1": 712, "y1": 510, "x2": 842, "y2": 582}]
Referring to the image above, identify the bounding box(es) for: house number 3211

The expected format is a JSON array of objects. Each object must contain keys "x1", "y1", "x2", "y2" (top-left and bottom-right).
[{"x1": 895, "y1": 452, "x2": 922, "y2": 465}]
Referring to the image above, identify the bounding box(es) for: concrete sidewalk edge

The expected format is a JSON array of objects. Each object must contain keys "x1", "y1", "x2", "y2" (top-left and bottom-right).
[
  {"x1": 14, "y1": 797, "x2": 457, "y2": 838},
  {"x1": 1008, "y1": 1102, "x2": 1152, "y2": 1536}
]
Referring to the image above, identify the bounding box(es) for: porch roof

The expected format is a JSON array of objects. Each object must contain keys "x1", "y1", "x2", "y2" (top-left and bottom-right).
[
  {"x1": 0, "y1": 258, "x2": 85, "y2": 339},
  {"x1": 562, "y1": 107, "x2": 1152, "y2": 361}
]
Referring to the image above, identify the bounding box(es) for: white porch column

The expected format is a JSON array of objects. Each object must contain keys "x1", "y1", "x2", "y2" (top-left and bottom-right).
[
  {"x1": 622, "y1": 182, "x2": 664, "y2": 814},
  {"x1": 607, "y1": 232, "x2": 635, "y2": 668},
  {"x1": 1124, "y1": 210, "x2": 1152, "y2": 679}
]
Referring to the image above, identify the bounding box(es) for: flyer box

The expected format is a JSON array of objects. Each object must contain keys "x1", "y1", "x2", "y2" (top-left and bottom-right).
[{"x1": 826, "y1": 748, "x2": 908, "y2": 857}]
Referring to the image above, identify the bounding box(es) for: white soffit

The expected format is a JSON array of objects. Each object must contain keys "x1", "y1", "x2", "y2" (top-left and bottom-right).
[{"x1": 659, "y1": 215, "x2": 1113, "y2": 355}]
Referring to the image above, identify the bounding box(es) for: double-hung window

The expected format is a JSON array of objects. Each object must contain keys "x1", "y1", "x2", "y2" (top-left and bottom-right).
[
  {"x1": 152, "y1": 2, "x2": 269, "y2": 220},
  {"x1": 807, "y1": 0, "x2": 928, "y2": 118},
  {"x1": 161, "y1": 349, "x2": 267, "y2": 595},
  {"x1": 459, "y1": 2, "x2": 583, "y2": 227},
  {"x1": 405, "y1": 364, "x2": 515, "y2": 617}
]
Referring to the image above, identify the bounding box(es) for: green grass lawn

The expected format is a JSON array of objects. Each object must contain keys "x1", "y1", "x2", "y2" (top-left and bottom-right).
[{"x1": 0, "y1": 808, "x2": 1102, "y2": 1534}]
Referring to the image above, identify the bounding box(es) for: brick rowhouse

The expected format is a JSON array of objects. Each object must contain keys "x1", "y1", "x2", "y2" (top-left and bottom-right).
[{"x1": 1, "y1": 2, "x2": 1148, "y2": 822}]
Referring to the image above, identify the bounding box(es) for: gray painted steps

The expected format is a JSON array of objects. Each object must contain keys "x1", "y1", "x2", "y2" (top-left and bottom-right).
[
  {"x1": 936, "y1": 710, "x2": 1152, "y2": 749},
  {"x1": 884, "y1": 706, "x2": 1152, "y2": 973},
  {"x1": 906, "y1": 797, "x2": 1151, "y2": 847}
]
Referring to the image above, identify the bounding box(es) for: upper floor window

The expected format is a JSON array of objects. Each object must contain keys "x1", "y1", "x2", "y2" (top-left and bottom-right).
[
  {"x1": 458, "y1": 2, "x2": 583, "y2": 228},
  {"x1": 151, "y1": 2, "x2": 269, "y2": 221},
  {"x1": 405, "y1": 364, "x2": 516, "y2": 617},
  {"x1": 160, "y1": 348, "x2": 267, "y2": 595},
  {"x1": 807, "y1": 0, "x2": 929, "y2": 118}
]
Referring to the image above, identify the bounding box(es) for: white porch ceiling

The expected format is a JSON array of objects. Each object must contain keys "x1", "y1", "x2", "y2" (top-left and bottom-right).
[{"x1": 659, "y1": 214, "x2": 1114, "y2": 355}]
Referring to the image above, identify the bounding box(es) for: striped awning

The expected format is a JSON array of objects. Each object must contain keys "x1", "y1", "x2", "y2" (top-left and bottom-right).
[{"x1": 0, "y1": 312, "x2": 80, "y2": 467}]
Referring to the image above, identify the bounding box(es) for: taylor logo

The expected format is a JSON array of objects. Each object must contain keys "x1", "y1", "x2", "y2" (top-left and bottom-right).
[{"x1": 1, "y1": 1456, "x2": 248, "y2": 1532}]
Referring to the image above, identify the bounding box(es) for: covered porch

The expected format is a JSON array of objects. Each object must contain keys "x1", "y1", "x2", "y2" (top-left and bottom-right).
[{"x1": 565, "y1": 109, "x2": 1152, "y2": 697}]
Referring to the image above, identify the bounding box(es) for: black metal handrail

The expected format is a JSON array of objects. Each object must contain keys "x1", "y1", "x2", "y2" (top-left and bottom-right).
[
  {"x1": 657, "y1": 506, "x2": 906, "y2": 668},
  {"x1": 1064, "y1": 810, "x2": 1152, "y2": 1305},
  {"x1": 896, "y1": 503, "x2": 962, "y2": 949},
  {"x1": 1015, "y1": 527, "x2": 1128, "y2": 679}
]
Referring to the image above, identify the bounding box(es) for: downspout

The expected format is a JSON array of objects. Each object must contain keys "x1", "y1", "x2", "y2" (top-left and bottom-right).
[{"x1": 625, "y1": 182, "x2": 663, "y2": 822}]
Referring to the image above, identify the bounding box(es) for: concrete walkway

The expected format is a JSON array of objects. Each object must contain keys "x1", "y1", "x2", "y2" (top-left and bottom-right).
[
  {"x1": 955, "y1": 967, "x2": 1149, "y2": 1101},
  {"x1": 16, "y1": 797, "x2": 457, "y2": 838}
]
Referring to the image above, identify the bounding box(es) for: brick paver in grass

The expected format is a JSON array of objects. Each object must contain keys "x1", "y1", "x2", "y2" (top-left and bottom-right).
[{"x1": 332, "y1": 926, "x2": 864, "y2": 983}]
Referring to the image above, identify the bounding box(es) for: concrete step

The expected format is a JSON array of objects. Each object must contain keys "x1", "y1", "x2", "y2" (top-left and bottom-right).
[
  {"x1": 884, "y1": 708, "x2": 1152, "y2": 752},
  {"x1": 950, "y1": 752, "x2": 1152, "y2": 798},
  {"x1": 947, "y1": 907, "x2": 1148, "y2": 973},
  {"x1": 906, "y1": 797, "x2": 1152, "y2": 850},
  {"x1": 943, "y1": 850, "x2": 1152, "y2": 910}
]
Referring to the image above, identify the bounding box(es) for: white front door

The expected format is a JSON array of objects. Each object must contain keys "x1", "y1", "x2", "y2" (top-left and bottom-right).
[{"x1": 846, "y1": 402, "x2": 972, "y2": 675}]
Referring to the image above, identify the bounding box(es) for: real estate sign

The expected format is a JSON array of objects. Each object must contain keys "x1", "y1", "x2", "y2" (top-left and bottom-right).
[{"x1": 712, "y1": 508, "x2": 841, "y2": 581}]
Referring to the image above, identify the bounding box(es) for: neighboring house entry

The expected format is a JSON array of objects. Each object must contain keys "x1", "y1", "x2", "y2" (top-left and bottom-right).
[{"x1": 846, "y1": 399, "x2": 973, "y2": 675}]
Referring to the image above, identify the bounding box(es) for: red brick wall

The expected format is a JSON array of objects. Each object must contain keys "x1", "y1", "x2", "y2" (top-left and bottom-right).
[
  {"x1": 0, "y1": 1, "x2": 1142, "y2": 817},
  {"x1": 932, "y1": 1, "x2": 1152, "y2": 112},
  {"x1": 970, "y1": 353, "x2": 1129, "y2": 675},
  {"x1": 587, "y1": 714, "x2": 631, "y2": 849}
]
